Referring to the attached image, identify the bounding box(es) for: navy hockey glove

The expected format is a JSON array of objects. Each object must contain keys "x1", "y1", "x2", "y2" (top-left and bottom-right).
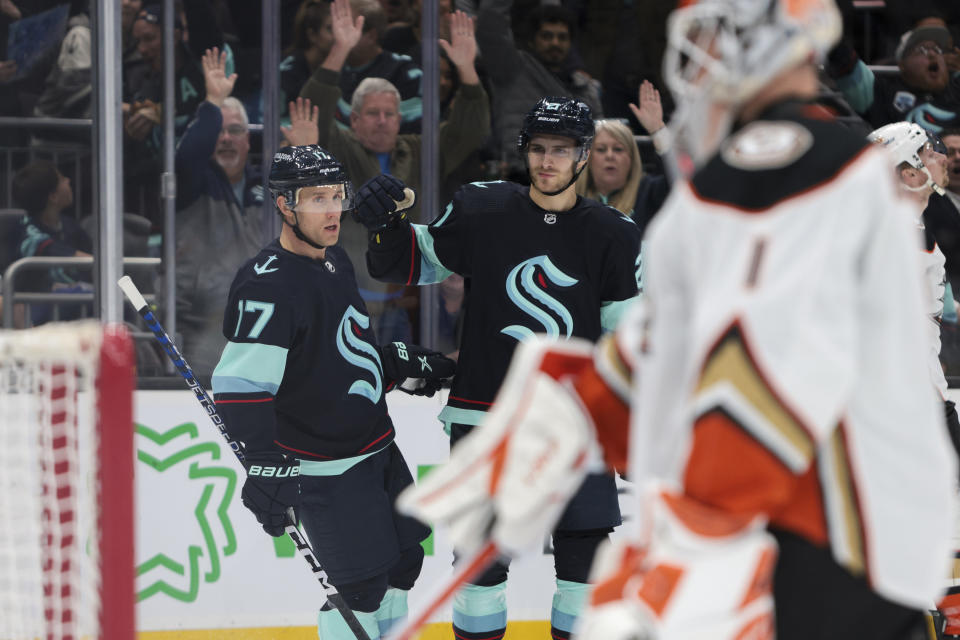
[
  {"x1": 241, "y1": 453, "x2": 300, "y2": 537},
  {"x1": 379, "y1": 341, "x2": 456, "y2": 397},
  {"x1": 353, "y1": 174, "x2": 415, "y2": 231}
]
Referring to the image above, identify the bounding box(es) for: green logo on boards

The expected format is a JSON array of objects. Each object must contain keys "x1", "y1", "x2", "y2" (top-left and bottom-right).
[
  {"x1": 417, "y1": 464, "x2": 436, "y2": 556},
  {"x1": 135, "y1": 423, "x2": 238, "y2": 603}
]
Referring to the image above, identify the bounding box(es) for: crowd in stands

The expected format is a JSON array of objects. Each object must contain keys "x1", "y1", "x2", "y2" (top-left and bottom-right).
[{"x1": 5, "y1": 0, "x2": 960, "y2": 378}]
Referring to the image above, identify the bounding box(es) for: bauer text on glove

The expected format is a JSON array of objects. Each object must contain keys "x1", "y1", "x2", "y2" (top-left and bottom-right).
[{"x1": 241, "y1": 452, "x2": 300, "y2": 537}]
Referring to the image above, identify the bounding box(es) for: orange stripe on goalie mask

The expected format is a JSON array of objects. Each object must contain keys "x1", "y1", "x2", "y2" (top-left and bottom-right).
[{"x1": 785, "y1": 0, "x2": 822, "y2": 19}]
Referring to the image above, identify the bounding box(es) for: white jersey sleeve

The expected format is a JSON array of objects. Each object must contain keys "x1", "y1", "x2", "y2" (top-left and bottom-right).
[{"x1": 631, "y1": 143, "x2": 956, "y2": 609}]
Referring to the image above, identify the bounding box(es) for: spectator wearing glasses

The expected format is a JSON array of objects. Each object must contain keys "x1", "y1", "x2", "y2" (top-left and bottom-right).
[
  {"x1": 171, "y1": 47, "x2": 267, "y2": 382},
  {"x1": 828, "y1": 23, "x2": 960, "y2": 132}
]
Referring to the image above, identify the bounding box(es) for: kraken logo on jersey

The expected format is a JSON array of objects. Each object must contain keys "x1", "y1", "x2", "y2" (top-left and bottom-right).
[
  {"x1": 336, "y1": 305, "x2": 384, "y2": 403},
  {"x1": 501, "y1": 255, "x2": 578, "y2": 342},
  {"x1": 906, "y1": 103, "x2": 957, "y2": 133}
]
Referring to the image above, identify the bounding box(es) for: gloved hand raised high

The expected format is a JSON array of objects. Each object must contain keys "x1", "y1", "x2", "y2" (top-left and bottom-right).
[
  {"x1": 241, "y1": 452, "x2": 300, "y2": 537},
  {"x1": 379, "y1": 341, "x2": 456, "y2": 397},
  {"x1": 353, "y1": 174, "x2": 416, "y2": 231}
]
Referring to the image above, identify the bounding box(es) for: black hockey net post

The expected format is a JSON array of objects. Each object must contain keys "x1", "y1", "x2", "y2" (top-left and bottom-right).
[{"x1": 117, "y1": 276, "x2": 371, "y2": 640}]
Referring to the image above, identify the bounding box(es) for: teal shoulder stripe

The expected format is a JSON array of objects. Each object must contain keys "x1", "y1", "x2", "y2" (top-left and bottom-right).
[
  {"x1": 412, "y1": 224, "x2": 453, "y2": 285},
  {"x1": 211, "y1": 341, "x2": 288, "y2": 395},
  {"x1": 600, "y1": 298, "x2": 636, "y2": 333}
]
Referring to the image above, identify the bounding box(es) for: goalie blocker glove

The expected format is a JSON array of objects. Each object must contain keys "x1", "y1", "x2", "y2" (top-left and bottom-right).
[
  {"x1": 241, "y1": 452, "x2": 301, "y2": 537},
  {"x1": 379, "y1": 341, "x2": 456, "y2": 397},
  {"x1": 353, "y1": 174, "x2": 414, "y2": 231}
]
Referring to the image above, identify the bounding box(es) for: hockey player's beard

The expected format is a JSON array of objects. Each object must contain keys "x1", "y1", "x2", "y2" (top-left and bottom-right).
[{"x1": 531, "y1": 170, "x2": 567, "y2": 194}]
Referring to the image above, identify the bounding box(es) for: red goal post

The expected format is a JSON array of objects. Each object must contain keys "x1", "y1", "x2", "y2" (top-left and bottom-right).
[{"x1": 0, "y1": 322, "x2": 135, "y2": 640}]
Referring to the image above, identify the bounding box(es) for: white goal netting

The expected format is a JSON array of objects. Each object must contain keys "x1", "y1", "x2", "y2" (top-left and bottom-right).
[{"x1": 0, "y1": 322, "x2": 135, "y2": 640}]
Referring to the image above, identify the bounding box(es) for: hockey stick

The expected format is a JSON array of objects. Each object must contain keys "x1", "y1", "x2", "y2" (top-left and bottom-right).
[
  {"x1": 387, "y1": 540, "x2": 500, "y2": 640},
  {"x1": 117, "y1": 276, "x2": 371, "y2": 640}
]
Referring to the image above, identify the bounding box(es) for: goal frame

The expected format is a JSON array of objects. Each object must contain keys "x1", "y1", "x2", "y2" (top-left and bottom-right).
[{"x1": 0, "y1": 322, "x2": 135, "y2": 640}]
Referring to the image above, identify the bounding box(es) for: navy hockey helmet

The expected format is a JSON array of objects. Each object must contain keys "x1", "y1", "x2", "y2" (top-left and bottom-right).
[
  {"x1": 516, "y1": 96, "x2": 595, "y2": 154},
  {"x1": 268, "y1": 144, "x2": 355, "y2": 212}
]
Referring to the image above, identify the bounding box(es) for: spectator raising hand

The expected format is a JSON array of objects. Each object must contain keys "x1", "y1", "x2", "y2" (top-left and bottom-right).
[
  {"x1": 0, "y1": 0, "x2": 20, "y2": 20},
  {"x1": 439, "y1": 11, "x2": 479, "y2": 86},
  {"x1": 630, "y1": 80, "x2": 664, "y2": 134},
  {"x1": 321, "y1": 0, "x2": 365, "y2": 72},
  {"x1": 629, "y1": 80, "x2": 669, "y2": 154},
  {"x1": 282, "y1": 97, "x2": 320, "y2": 146},
  {"x1": 202, "y1": 47, "x2": 237, "y2": 107}
]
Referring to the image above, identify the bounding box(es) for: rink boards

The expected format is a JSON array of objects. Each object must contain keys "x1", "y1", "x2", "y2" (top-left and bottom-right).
[{"x1": 132, "y1": 390, "x2": 634, "y2": 637}]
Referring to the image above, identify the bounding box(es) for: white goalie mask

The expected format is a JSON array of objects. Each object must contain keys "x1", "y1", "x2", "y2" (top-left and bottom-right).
[
  {"x1": 662, "y1": 0, "x2": 842, "y2": 173},
  {"x1": 868, "y1": 121, "x2": 948, "y2": 196}
]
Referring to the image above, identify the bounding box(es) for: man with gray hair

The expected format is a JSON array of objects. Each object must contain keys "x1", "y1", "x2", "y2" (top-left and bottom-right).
[
  {"x1": 296, "y1": 0, "x2": 489, "y2": 341},
  {"x1": 329, "y1": 0, "x2": 424, "y2": 133},
  {"x1": 172, "y1": 47, "x2": 267, "y2": 381}
]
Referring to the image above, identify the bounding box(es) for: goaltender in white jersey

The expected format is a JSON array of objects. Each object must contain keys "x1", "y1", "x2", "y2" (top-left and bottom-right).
[{"x1": 397, "y1": 1, "x2": 957, "y2": 639}]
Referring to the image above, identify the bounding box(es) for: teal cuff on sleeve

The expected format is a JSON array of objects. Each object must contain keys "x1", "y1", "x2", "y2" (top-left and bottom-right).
[
  {"x1": 600, "y1": 298, "x2": 635, "y2": 333},
  {"x1": 413, "y1": 223, "x2": 454, "y2": 285}
]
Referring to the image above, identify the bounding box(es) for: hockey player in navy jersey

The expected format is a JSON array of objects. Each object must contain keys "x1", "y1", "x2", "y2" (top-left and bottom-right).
[
  {"x1": 352, "y1": 97, "x2": 642, "y2": 640},
  {"x1": 210, "y1": 144, "x2": 455, "y2": 640}
]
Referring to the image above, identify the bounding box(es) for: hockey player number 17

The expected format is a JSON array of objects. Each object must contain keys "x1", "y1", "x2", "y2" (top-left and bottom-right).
[{"x1": 234, "y1": 300, "x2": 275, "y2": 339}]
